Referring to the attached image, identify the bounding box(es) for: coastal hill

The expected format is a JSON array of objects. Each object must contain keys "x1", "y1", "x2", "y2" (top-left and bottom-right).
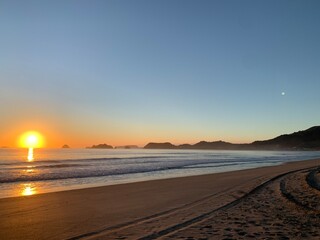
[
  {"x1": 115, "y1": 145, "x2": 139, "y2": 149},
  {"x1": 252, "y1": 126, "x2": 320, "y2": 150},
  {"x1": 144, "y1": 142, "x2": 176, "y2": 149},
  {"x1": 144, "y1": 126, "x2": 320, "y2": 150},
  {"x1": 87, "y1": 144, "x2": 113, "y2": 149}
]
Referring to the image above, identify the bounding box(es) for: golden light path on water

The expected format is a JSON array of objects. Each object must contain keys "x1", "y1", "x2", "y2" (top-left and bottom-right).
[
  {"x1": 21, "y1": 153, "x2": 37, "y2": 196},
  {"x1": 19, "y1": 131, "x2": 45, "y2": 196},
  {"x1": 21, "y1": 183, "x2": 37, "y2": 196},
  {"x1": 25, "y1": 165, "x2": 34, "y2": 173},
  {"x1": 27, "y1": 147, "x2": 34, "y2": 162}
]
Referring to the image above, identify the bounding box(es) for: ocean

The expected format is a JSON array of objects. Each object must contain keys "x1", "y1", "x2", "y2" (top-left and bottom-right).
[{"x1": 1, "y1": 148, "x2": 320, "y2": 198}]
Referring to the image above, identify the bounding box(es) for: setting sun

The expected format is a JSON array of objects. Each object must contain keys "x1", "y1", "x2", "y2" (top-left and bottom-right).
[{"x1": 19, "y1": 131, "x2": 45, "y2": 148}]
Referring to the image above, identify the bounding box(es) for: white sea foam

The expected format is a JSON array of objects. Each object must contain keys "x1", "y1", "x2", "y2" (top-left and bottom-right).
[{"x1": 0, "y1": 148, "x2": 319, "y2": 198}]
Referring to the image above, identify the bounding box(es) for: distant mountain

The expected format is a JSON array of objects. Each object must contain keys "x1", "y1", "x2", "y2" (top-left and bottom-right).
[
  {"x1": 252, "y1": 126, "x2": 320, "y2": 150},
  {"x1": 115, "y1": 145, "x2": 139, "y2": 149},
  {"x1": 191, "y1": 141, "x2": 248, "y2": 150},
  {"x1": 144, "y1": 142, "x2": 176, "y2": 149},
  {"x1": 146, "y1": 141, "x2": 250, "y2": 150},
  {"x1": 175, "y1": 141, "x2": 243, "y2": 150},
  {"x1": 87, "y1": 144, "x2": 113, "y2": 149},
  {"x1": 62, "y1": 144, "x2": 70, "y2": 148},
  {"x1": 178, "y1": 144, "x2": 193, "y2": 149},
  {"x1": 144, "y1": 126, "x2": 320, "y2": 150}
]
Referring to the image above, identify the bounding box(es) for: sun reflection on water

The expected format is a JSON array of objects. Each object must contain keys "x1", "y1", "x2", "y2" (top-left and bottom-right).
[
  {"x1": 27, "y1": 147, "x2": 34, "y2": 162},
  {"x1": 21, "y1": 183, "x2": 37, "y2": 196},
  {"x1": 25, "y1": 166, "x2": 34, "y2": 173}
]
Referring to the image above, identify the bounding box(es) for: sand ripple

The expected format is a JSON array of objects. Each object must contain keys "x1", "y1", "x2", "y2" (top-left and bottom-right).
[{"x1": 163, "y1": 168, "x2": 320, "y2": 239}]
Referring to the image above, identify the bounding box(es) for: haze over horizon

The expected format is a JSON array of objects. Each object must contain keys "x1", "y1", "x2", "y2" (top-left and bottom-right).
[{"x1": 1, "y1": 0, "x2": 320, "y2": 148}]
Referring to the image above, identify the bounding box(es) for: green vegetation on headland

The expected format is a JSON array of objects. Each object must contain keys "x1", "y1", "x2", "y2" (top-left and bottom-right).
[{"x1": 144, "y1": 126, "x2": 320, "y2": 150}]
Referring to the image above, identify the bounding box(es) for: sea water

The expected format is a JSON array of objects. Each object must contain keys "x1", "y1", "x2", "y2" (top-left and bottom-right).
[{"x1": 0, "y1": 148, "x2": 320, "y2": 198}]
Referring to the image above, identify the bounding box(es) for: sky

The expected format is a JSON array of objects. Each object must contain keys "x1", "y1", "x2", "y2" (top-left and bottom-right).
[{"x1": 1, "y1": 0, "x2": 320, "y2": 148}]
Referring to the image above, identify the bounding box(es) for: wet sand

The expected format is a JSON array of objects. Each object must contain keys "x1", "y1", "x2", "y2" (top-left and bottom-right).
[{"x1": 0, "y1": 158, "x2": 319, "y2": 240}]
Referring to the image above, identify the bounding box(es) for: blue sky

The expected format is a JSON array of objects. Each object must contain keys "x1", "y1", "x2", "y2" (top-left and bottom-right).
[{"x1": 1, "y1": 0, "x2": 320, "y2": 147}]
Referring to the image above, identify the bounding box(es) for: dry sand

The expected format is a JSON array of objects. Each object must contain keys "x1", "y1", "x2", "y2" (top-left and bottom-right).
[{"x1": 0, "y1": 158, "x2": 319, "y2": 240}]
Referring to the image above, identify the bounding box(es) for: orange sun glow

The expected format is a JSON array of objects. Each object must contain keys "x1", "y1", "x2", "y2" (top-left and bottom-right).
[{"x1": 19, "y1": 131, "x2": 45, "y2": 148}]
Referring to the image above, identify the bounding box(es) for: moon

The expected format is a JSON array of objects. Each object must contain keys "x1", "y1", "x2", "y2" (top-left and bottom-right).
[{"x1": 281, "y1": 92, "x2": 285, "y2": 96}]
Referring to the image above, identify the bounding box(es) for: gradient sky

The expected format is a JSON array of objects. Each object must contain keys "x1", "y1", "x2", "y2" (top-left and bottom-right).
[{"x1": 1, "y1": 0, "x2": 320, "y2": 148}]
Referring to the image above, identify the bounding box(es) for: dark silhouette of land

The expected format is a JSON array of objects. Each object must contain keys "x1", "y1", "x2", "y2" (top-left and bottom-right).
[
  {"x1": 144, "y1": 126, "x2": 320, "y2": 150},
  {"x1": 62, "y1": 144, "x2": 70, "y2": 148},
  {"x1": 87, "y1": 143, "x2": 113, "y2": 149},
  {"x1": 145, "y1": 142, "x2": 176, "y2": 149},
  {"x1": 115, "y1": 145, "x2": 139, "y2": 149}
]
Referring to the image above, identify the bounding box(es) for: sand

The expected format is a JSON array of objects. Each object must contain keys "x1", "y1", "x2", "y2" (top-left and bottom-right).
[{"x1": 0, "y1": 158, "x2": 319, "y2": 240}]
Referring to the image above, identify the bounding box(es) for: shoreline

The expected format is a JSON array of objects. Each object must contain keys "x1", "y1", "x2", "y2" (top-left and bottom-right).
[
  {"x1": 0, "y1": 158, "x2": 319, "y2": 239},
  {"x1": 2, "y1": 154, "x2": 320, "y2": 199}
]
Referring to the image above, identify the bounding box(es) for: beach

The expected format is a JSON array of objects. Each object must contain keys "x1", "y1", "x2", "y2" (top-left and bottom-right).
[{"x1": 0, "y1": 158, "x2": 319, "y2": 240}]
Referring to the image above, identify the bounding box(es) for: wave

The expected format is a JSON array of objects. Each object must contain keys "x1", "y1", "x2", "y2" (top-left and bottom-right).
[
  {"x1": 0, "y1": 166, "x2": 181, "y2": 183},
  {"x1": 0, "y1": 156, "x2": 165, "y2": 166},
  {"x1": 8, "y1": 164, "x2": 90, "y2": 170},
  {"x1": 0, "y1": 160, "x2": 255, "y2": 183},
  {"x1": 1, "y1": 150, "x2": 320, "y2": 185}
]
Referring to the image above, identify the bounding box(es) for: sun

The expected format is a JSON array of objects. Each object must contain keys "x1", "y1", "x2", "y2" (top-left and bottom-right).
[{"x1": 19, "y1": 131, "x2": 45, "y2": 148}]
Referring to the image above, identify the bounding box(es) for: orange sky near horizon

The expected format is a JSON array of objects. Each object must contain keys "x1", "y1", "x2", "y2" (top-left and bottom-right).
[
  {"x1": 0, "y1": 100, "x2": 311, "y2": 149},
  {"x1": 1, "y1": 120, "x2": 271, "y2": 149}
]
